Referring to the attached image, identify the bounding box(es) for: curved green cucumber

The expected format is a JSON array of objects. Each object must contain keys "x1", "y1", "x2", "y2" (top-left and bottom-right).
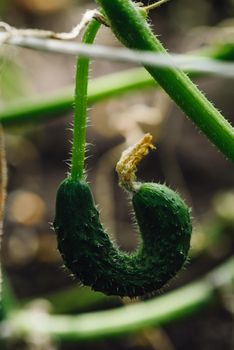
[{"x1": 53, "y1": 178, "x2": 192, "y2": 297}]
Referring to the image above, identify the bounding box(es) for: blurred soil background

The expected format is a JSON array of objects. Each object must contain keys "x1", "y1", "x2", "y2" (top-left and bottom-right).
[{"x1": 0, "y1": 0, "x2": 234, "y2": 349}]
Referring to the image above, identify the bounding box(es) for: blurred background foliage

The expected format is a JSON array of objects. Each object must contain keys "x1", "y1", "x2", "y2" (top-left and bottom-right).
[{"x1": 0, "y1": 0, "x2": 234, "y2": 349}]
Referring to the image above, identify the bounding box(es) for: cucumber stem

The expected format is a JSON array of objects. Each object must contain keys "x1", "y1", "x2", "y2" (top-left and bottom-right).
[{"x1": 71, "y1": 19, "x2": 101, "y2": 181}]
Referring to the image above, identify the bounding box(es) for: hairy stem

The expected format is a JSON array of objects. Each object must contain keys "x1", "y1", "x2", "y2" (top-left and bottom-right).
[
  {"x1": 96, "y1": 0, "x2": 234, "y2": 161},
  {"x1": 70, "y1": 19, "x2": 101, "y2": 181}
]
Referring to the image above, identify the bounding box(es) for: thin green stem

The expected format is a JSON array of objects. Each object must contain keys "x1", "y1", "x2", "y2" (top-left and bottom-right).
[
  {"x1": 96, "y1": 0, "x2": 234, "y2": 161},
  {"x1": 0, "y1": 44, "x2": 233, "y2": 126},
  {"x1": 143, "y1": 0, "x2": 170, "y2": 11},
  {"x1": 70, "y1": 19, "x2": 101, "y2": 181},
  {"x1": 4, "y1": 257, "x2": 234, "y2": 342}
]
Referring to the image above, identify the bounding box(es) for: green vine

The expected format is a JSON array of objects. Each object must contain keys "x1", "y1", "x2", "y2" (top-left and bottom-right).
[
  {"x1": 71, "y1": 19, "x2": 101, "y2": 181},
  {"x1": 0, "y1": 43, "x2": 233, "y2": 127},
  {"x1": 4, "y1": 257, "x2": 234, "y2": 342},
  {"x1": 96, "y1": 0, "x2": 234, "y2": 161}
]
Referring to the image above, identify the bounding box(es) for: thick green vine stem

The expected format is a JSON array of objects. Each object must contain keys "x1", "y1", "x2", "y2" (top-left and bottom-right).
[
  {"x1": 71, "y1": 19, "x2": 101, "y2": 181},
  {"x1": 96, "y1": 0, "x2": 234, "y2": 162}
]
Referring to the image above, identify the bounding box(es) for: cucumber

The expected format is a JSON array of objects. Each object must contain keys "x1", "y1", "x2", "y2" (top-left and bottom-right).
[{"x1": 53, "y1": 178, "x2": 192, "y2": 297}]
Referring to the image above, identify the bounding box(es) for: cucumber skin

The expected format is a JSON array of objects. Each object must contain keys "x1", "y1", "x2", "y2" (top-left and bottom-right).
[{"x1": 53, "y1": 178, "x2": 192, "y2": 297}]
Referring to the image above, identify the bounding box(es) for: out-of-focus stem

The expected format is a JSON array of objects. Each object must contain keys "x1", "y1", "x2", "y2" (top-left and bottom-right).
[
  {"x1": 0, "y1": 44, "x2": 234, "y2": 127},
  {"x1": 2, "y1": 257, "x2": 234, "y2": 342}
]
